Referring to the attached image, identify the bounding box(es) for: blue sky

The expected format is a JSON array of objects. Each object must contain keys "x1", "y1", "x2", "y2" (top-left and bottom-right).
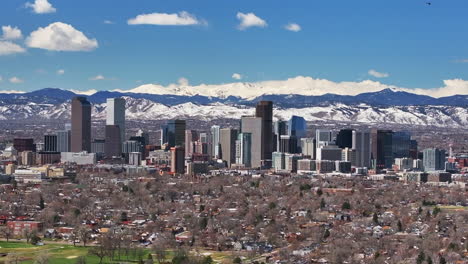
[{"x1": 0, "y1": 0, "x2": 467, "y2": 94}]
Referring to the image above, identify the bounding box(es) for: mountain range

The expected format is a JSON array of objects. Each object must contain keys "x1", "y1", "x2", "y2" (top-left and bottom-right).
[{"x1": 0, "y1": 88, "x2": 466, "y2": 127}]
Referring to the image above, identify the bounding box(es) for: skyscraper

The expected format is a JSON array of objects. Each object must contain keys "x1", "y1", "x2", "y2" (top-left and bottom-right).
[
  {"x1": 423, "y1": 148, "x2": 446, "y2": 171},
  {"x1": 71, "y1": 97, "x2": 91, "y2": 152},
  {"x1": 106, "y1": 98, "x2": 126, "y2": 143},
  {"x1": 301, "y1": 138, "x2": 315, "y2": 158},
  {"x1": 316, "y1": 129, "x2": 333, "y2": 147},
  {"x1": 185, "y1": 130, "x2": 199, "y2": 157},
  {"x1": 336, "y1": 129, "x2": 353, "y2": 149},
  {"x1": 371, "y1": 129, "x2": 393, "y2": 171},
  {"x1": 255, "y1": 101, "x2": 273, "y2": 166},
  {"x1": 219, "y1": 128, "x2": 238, "y2": 167},
  {"x1": 235, "y1": 132, "x2": 252, "y2": 167},
  {"x1": 274, "y1": 120, "x2": 288, "y2": 152},
  {"x1": 105, "y1": 125, "x2": 121, "y2": 158},
  {"x1": 352, "y1": 131, "x2": 371, "y2": 168},
  {"x1": 171, "y1": 147, "x2": 185, "y2": 174},
  {"x1": 288, "y1": 116, "x2": 307, "y2": 149},
  {"x1": 167, "y1": 120, "x2": 186, "y2": 148},
  {"x1": 241, "y1": 116, "x2": 262, "y2": 168},
  {"x1": 392, "y1": 131, "x2": 411, "y2": 158},
  {"x1": 44, "y1": 134, "x2": 58, "y2": 152},
  {"x1": 210, "y1": 125, "x2": 220, "y2": 159},
  {"x1": 280, "y1": 135, "x2": 298, "y2": 154},
  {"x1": 57, "y1": 129, "x2": 71, "y2": 153}
]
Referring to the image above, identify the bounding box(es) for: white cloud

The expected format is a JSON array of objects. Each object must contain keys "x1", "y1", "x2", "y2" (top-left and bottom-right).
[
  {"x1": 1, "y1": 26, "x2": 23, "y2": 40},
  {"x1": 25, "y1": 0, "x2": 56, "y2": 14},
  {"x1": 0, "y1": 90, "x2": 25, "y2": 94},
  {"x1": 284, "y1": 23, "x2": 301, "y2": 32},
  {"x1": 114, "y1": 75, "x2": 468, "y2": 99},
  {"x1": 453, "y1": 59, "x2": 468, "y2": 63},
  {"x1": 232, "y1": 73, "x2": 242, "y2": 80},
  {"x1": 104, "y1": 20, "x2": 114, "y2": 25},
  {"x1": 26, "y1": 22, "x2": 98, "y2": 52},
  {"x1": 368, "y1": 69, "x2": 389, "y2": 78},
  {"x1": 0, "y1": 41, "x2": 26, "y2": 55},
  {"x1": 57, "y1": 69, "x2": 65, "y2": 75},
  {"x1": 236, "y1": 12, "x2": 267, "y2": 30},
  {"x1": 9, "y1": 77, "x2": 24, "y2": 84},
  {"x1": 69, "y1": 89, "x2": 97, "y2": 95},
  {"x1": 89, "y1": 75, "x2": 106, "y2": 81},
  {"x1": 178, "y1": 77, "x2": 189, "y2": 86},
  {"x1": 128, "y1": 11, "x2": 205, "y2": 26}
]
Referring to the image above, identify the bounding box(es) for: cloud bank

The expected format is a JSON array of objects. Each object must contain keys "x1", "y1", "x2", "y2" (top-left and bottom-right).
[
  {"x1": 115, "y1": 76, "x2": 468, "y2": 99},
  {"x1": 128, "y1": 11, "x2": 205, "y2": 26}
]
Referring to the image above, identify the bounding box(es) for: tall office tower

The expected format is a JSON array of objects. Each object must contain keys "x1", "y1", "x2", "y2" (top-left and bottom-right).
[
  {"x1": 423, "y1": 148, "x2": 446, "y2": 171},
  {"x1": 316, "y1": 129, "x2": 333, "y2": 147},
  {"x1": 235, "y1": 133, "x2": 252, "y2": 167},
  {"x1": 71, "y1": 97, "x2": 91, "y2": 152},
  {"x1": 57, "y1": 130, "x2": 71, "y2": 153},
  {"x1": 160, "y1": 125, "x2": 168, "y2": 146},
  {"x1": 106, "y1": 98, "x2": 126, "y2": 143},
  {"x1": 210, "y1": 125, "x2": 221, "y2": 159},
  {"x1": 219, "y1": 128, "x2": 238, "y2": 167},
  {"x1": 336, "y1": 129, "x2": 353, "y2": 149},
  {"x1": 288, "y1": 116, "x2": 307, "y2": 151},
  {"x1": 274, "y1": 120, "x2": 288, "y2": 152},
  {"x1": 122, "y1": 140, "x2": 142, "y2": 157},
  {"x1": 255, "y1": 101, "x2": 273, "y2": 166},
  {"x1": 167, "y1": 120, "x2": 186, "y2": 148},
  {"x1": 171, "y1": 147, "x2": 185, "y2": 174},
  {"x1": 392, "y1": 131, "x2": 411, "y2": 158},
  {"x1": 301, "y1": 138, "x2": 315, "y2": 158},
  {"x1": 241, "y1": 116, "x2": 263, "y2": 168},
  {"x1": 409, "y1": 139, "x2": 418, "y2": 159},
  {"x1": 44, "y1": 134, "x2": 58, "y2": 152},
  {"x1": 105, "y1": 125, "x2": 121, "y2": 158},
  {"x1": 371, "y1": 129, "x2": 393, "y2": 171},
  {"x1": 352, "y1": 131, "x2": 371, "y2": 168},
  {"x1": 185, "y1": 130, "x2": 199, "y2": 157},
  {"x1": 279, "y1": 135, "x2": 298, "y2": 153},
  {"x1": 13, "y1": 138, "x2": 35, "y2": 152}
]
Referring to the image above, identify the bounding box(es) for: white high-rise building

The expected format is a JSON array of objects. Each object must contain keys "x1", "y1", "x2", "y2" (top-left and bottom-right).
[
  {"x1": 210, "y1": 125, "x2": 220, "y2": 159},
  {"x1": 106, "y1": 98, "x2": 126, "y2": 143},
  {"x1": 316, "y1": 129, "x2": 333, "y2": 147},
  {"x1": 352, "y1": 131, "x2": 371, "y2": 168}
]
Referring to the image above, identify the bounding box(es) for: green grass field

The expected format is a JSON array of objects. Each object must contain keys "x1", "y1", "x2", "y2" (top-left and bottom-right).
[
  {"x1": 0, "y1": 241, "x2": 150, "y2": 264},
  {"x1": 0, "y1": 241, "x2": 247, "y2": 263}
]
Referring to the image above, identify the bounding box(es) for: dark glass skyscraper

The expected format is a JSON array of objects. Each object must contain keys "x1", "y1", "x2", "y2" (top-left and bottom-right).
[
  {"x1": 71, "y1": 97, "x2": 91, "y2": 152},
  {"x1": 392, "y1": 131, "x2": 411, "y2": 158},
  {"x1": 274, "y1": 120, "x2": 287, "y2": 152},
  {"x1": 255, "y1": 101, "x2": 273, "y2": 164},
  {"x1": 167, "y1": 120, "x2": 186, "y2": 148},
  {"x1": 105, "y1": 125, "x2": 121, "y2": 158},
  {"x1": 371, "y1": 129, "x2": 393, "y2": 171},
  {"x1": 336, "y1": 129, "x2": 353, "y2": 149},
  {"x1": 44, "y1": 134, "x2": 58, "y2": 152}
]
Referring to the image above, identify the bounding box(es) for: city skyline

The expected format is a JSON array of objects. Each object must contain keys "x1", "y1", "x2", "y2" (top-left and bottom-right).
[{"x1": 0, "y1": 0, "x2": 468, "y2": 97}]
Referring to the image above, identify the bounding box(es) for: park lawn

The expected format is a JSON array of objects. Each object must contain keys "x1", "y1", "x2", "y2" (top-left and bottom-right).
[
  {"x1": 0, "y1": 242, "x2": 152, "y2": 264},
  {"x1": 438, "y1": 205, "x2": 468, "y2": 211},
  {"x1": 0, "y1": 241, "x2": 247, "y2": 263}
]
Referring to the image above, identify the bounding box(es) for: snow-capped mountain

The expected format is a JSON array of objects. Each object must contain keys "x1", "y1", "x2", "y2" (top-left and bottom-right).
[{"x1": 0, "y1": 96, "x2": 466, "y2": 128}]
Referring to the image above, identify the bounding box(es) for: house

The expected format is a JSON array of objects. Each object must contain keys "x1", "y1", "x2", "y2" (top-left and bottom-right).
[{"x1": 7, "y1": 221, "x2": 43, "y2": 236}]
